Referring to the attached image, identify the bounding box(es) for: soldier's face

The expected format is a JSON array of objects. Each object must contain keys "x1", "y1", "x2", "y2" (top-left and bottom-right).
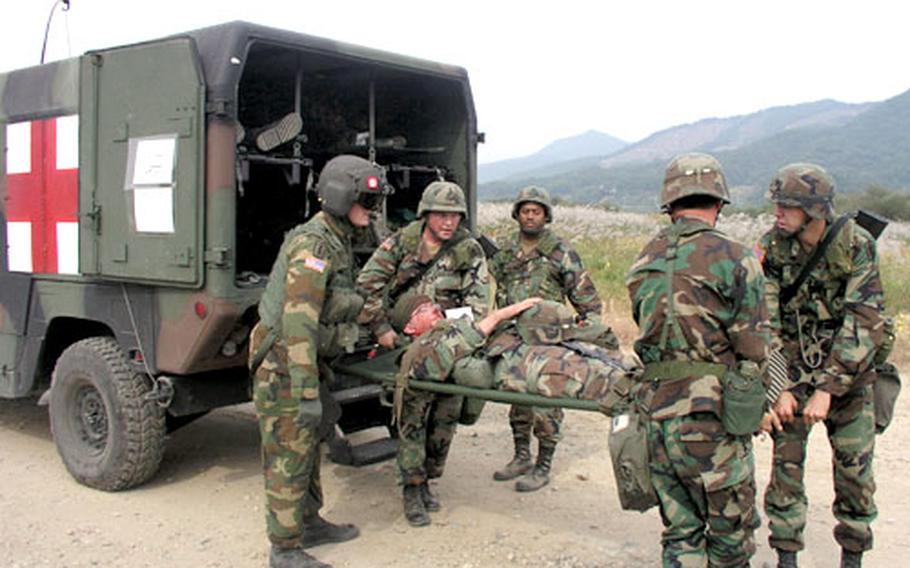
[
  {"x1": 403, "y1": 303, "x2": 444, "y2": 336},
  {"x1": 517, "y1": 203, "x2": 546, "y2": 235},
  {"x1": 347, "y1": 202, "x2": 372, "y2": 227},
  {"x1": 425, "y1": 212, "x2": 462, "y2": 242},
  {"x1": 774, "y1": 204, "x2": 808, "y2": 235}
]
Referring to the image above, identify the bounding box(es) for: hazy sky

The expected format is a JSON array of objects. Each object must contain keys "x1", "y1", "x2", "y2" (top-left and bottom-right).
[{"x1": 2, "y1": 0, "x2": 908, "y2": 164}]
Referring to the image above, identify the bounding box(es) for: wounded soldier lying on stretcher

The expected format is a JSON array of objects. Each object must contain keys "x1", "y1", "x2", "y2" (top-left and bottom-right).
[{"x1": 390, "y1": 295, "x2": 636, "y2": 415}]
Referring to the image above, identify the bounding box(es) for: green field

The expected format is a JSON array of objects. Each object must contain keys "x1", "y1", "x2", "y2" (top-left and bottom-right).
[{"x1": 479, "y1": 203, "x2": 910, "y2": 361}]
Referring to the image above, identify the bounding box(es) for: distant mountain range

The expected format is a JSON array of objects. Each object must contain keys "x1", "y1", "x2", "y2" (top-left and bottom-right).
[
  {"x1": 479, "y1": 91, "x2": 910, "y2": 210},
  {"x1": 479, "y1": 130, "x2": 627, "y2": 184}
]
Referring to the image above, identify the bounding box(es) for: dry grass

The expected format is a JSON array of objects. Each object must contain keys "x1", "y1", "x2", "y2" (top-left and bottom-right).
[{"x1": 478, "y1": 202, "x2": 910, "y2": 365}]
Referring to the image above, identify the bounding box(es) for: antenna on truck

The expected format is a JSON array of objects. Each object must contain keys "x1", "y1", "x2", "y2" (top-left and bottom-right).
[{"x1": 40, "y1": 0, "x2": 71, "y2": 64}]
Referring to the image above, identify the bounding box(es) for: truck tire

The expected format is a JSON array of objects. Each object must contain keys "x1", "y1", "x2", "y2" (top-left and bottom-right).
[{"x1": 49, "y1": 337, "x2": 166, "y2": 491}]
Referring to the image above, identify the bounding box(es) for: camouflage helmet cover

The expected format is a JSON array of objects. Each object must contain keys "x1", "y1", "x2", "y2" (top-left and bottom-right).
[
  {"x1": 316, "y1": 154, "x2": 392, "y2": 217},
  {"x1": 515, "y1": 300, "x2": 576, "y2": 345},
  {"x1": 417, "y1": 181, "x2": 467, "y2": 217},
  {"x1": 511, "y1": 185, "x2": 553, "y2": 223},
  {"x1": 767, "y1": 162, "x2": 835, "y2": 220},
  {"x1": 660, "y1": 152, "x2": 730, "y2": 211}
]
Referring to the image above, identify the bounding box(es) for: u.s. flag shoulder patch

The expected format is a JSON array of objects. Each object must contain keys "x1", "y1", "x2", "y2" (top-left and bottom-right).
[{"x1": 304, "y1": 256, "x2": 327, "y2": 273}]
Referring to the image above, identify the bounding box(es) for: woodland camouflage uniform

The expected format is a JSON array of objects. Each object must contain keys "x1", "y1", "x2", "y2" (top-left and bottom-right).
[
  {"x1": 396, "y1": 300, "x2": 628, "y2": 412},
  {"x1": 490, "y1": 186, "x2": 608, "y2": 488},
  {"x1": 249, "y1": 155, "x2": 388, "y2": 565},
  {"x1": 356, "y1": 182, "x2": 491, "y2": 488},
  {"x1": 760, "y1": 163, "x2": 886, "y2": 560},
  {"x1": 626, "y1": 153, "x2": 772, "y2": 567},
  {"x1": 249, "y1": 210, "x2": 359, "y2": 548}
]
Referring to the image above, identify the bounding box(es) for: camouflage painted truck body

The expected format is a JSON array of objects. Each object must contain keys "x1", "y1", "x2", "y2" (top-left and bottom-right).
[{"x1": 0, "y1": 21, "x2": 480, "y2": 489}]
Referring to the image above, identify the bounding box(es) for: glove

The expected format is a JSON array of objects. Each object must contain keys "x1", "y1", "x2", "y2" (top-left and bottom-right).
[{"x1": 296, "y1": 398, "x2": 323, "y2": 430}]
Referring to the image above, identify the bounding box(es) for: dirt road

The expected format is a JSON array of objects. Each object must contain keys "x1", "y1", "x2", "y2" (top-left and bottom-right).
[{"x1": 2, "y1": 370, "x2": 908, "y2": 567}]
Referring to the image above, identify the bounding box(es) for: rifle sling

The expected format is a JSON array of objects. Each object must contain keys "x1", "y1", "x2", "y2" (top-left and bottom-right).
[
  {"x1": 779, "y1": 214, "x2": 851, "y2": 306},
  {"x1": 389, "y1": 233, "x2": 468, "y2": 305}
]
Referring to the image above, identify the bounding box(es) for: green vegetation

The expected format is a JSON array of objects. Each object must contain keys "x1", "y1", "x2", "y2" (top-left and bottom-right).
[
  {"x1": 479, "y1": 207, "x2": 910, "y2": 315},
  {"x1": 836, "y1": 185, "x2": 910, "y2": 222},
  {"x1": 573, "y1": 236, "x2": 647, "y2": 313}
]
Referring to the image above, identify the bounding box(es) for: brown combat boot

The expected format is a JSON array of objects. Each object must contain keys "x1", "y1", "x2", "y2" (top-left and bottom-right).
[
  {"x1": 841, "y1": 549, "x2": 862, "y2": 568},
  {"x1": 776, "y1": 549, "x2": 798, "y2": 568},
  {"x1": 493, "y1": 435, "x2": 532, "y2": 481},
  {"x1": 403, "y1": 484, "x2": 430, "y2": 527},
  {"x1": 515, "y1": 444, "x2": 555, "y2": 492},
  {"x1": 269, "y1": 544, "x2": 331, "y2": 568}
]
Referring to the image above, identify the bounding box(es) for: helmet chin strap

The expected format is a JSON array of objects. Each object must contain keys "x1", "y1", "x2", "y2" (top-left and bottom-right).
[{"x1": 795, "y1": 212, "x2": 812, "y2": 236}]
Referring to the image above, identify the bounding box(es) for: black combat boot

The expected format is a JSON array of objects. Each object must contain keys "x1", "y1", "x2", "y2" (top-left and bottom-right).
[
  {"x1": 269, "y1": 544, "x2": 331, "y2": 568},
  {"x1": 841, "y1": 549, "x2": 862, "y2": 568},
  {"x1": 419, "y1": 481, "x2": 440, "y2": 512},
  {"x1": 493, "y1": 435, "x2": 533, "y2": 481},
  {"x1": 300, "y1": 515, "x2": 359, "y2": 548},
  {"x1": 515, "y1": 444, "x2": 555, "y2": 492},
  {"x1": 776, "y1": 549, "x2": 798, "y2": 568},
  {"x1": 403, "y1": 484, "x2": 431, "y2": 527}
]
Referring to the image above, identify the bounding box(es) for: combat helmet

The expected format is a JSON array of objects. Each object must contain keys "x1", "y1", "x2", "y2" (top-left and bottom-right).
[
  {"x1": 515, "y1": 300, "x2": 576, "y2": 345},
  {"x1": 767, "y1": 163, "x2": 835, "y2": 220},
  {"x1": 660, "y1": 153, "x2": 730, "y2": 211},
  {"x1": 511, "y1": 185, "x2": 553, "y2": 223},
  {"x1": 514, "y1": 300, "x2": 617, "y2": 349},
  {"x1": 316, "y1": 155, "x2": 392, "y2": 217},
  {"x1": 416, "y1": 181, "x2": 467, "y2": 217}
]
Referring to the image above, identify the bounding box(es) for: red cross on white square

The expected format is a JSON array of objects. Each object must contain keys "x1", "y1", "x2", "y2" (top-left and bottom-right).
[{"x1": 5, "y1": 116, "x2": 79, "y2": 274}]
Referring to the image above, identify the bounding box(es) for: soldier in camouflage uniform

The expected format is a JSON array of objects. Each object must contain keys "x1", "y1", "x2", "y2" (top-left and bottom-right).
[
  {"x1": 248, "y1": 155, "x2": 391, "y2": 568},
  {"x1": 626, "y1": 153, "x2": 772, "y2": 567},
  {"x1": 356, "y1": 181, "x2": 491, "y2": 527},
  {"x1": 759, "y1": 164, "x2": 886, "y2": 568},
  {"x1": 392, "y1": 296, "x2": 628, "y2": 407},
  {"x1": 489, "y1": 185, "x2": 609, "y2": 492}
]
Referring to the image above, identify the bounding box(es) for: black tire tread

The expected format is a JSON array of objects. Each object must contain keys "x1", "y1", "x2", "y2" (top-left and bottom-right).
[{"x1": 51, "y1": 337, "x2": 166, "y2": 491}]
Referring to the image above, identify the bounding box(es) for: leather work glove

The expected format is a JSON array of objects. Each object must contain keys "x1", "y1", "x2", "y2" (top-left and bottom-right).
[{"x1": 296, "y1": 398, "x2": 323, "y2": 430}]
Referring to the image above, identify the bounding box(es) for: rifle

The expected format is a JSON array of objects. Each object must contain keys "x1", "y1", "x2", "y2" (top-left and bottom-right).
[
  {"x1": 476, "y1": 234, "x2": 500, "y2": 259},
  {"x1": 779, "y1": 209, "x2": 888, "y2": 306}
]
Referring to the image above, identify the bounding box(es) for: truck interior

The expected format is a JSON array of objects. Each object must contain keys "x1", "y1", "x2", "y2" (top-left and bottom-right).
[{"x1": 233, "y1": 41, "x2": 471, "y2": 280}]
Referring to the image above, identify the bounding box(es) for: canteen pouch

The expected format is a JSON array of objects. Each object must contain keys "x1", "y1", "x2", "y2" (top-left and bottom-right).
[
  {"x1": 458, "y1": 397, "x2": 486, "y2": 426},
  {"x1": 873, "y1": 362, "x2": 901, "y2": 434},
  {"x1": 608, "y1": 411, "x2": 658, "y2": 512},
  {"x1": 721, "y1": 361, "x2": 766, "y2": 436},
  {"x1": 317, "y1": 322, "x2": 361, "y2": 358},
  {"x1": 452, "y1": 357, "x2": 494, "y2": 426}
]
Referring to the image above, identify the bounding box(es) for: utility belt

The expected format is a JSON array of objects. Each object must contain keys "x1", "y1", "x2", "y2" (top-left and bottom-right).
[
  {"x1": 640, "y1": 360, "x2": 728, "y2": 382},
  {"x1": 641, "y1": 359, "x2": 765, "y2": 436}
]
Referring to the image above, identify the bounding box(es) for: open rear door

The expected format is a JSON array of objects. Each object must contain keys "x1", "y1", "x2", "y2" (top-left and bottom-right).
[{"x1": 80, "y1": 37, "x2": 205, "y2": 286}]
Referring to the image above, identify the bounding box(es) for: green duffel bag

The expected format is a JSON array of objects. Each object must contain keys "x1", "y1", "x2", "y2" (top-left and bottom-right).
[
  {"x1": 874, "y1": 362, "x2": 901, "y2": 434},
  {"x1": 608, "y1": 410, "x2": 659, "y2": 512},
  {"x1": 722, "y1": 361, "x2": 766, "y2": 436}
]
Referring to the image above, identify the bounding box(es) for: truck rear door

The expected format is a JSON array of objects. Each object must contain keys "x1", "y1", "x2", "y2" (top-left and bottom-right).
[{"x1": 80, "y1": 37, "x2": 205, "y2": 286}]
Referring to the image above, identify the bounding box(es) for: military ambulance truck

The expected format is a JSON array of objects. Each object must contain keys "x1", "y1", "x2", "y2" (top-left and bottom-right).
[{"x1": 0, "y1": 21, "x2": 481, "y2": 490}]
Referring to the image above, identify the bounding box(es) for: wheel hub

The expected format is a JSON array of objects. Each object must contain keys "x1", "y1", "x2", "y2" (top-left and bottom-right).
[{"x1": 75, "y1": 385, "x2": 108, "y2": 451}]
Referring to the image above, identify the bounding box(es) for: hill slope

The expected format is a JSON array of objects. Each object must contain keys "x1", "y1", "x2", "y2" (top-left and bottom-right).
[
  {"x1": 479, "y1": 130, "x2": 627, "y2": 184},
  {"x1": 478, "y1": 94, "x2": 910, "y2": 209}
]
